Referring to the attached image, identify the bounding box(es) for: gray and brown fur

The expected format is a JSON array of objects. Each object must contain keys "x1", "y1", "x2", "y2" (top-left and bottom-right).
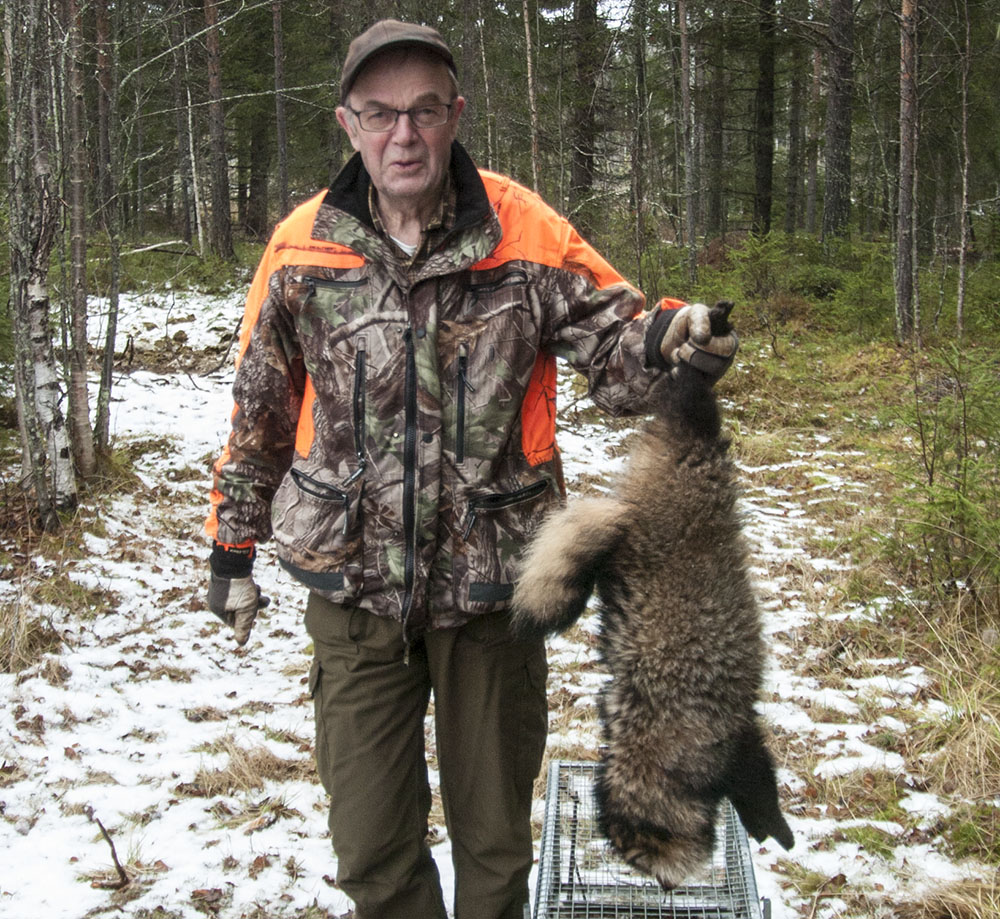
[{"x1": 512, "y1": 306, "x2": 793, "y2": 889}]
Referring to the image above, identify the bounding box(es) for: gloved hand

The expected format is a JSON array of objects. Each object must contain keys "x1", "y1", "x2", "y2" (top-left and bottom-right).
[
  {"x1": 207, "y1": 542, "x2": 270, "y2": 646},
  {"x1": 658, "y1": 301, "x2": 739, "y2": 382}
]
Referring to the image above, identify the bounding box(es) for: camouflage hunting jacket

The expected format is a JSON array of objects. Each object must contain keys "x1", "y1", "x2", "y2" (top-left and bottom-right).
[{"x1": 208, "y1": 142, "x2": 679, "y2": 639}]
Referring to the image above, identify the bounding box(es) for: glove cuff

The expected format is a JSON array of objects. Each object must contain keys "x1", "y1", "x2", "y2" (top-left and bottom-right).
[
  {"x1": 210, "y1": 541, "x2": 255, "y2": 579},
  {"x1": 646, "y1": 306, "x2": 684, "y2": 371}
]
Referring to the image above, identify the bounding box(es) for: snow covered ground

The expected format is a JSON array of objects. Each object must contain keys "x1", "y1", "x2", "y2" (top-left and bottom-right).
[{"x1": 0, "y1": 289, "x2": 990, "y2": 918}]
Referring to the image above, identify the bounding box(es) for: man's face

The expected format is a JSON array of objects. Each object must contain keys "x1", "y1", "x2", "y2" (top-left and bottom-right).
[{"x1": 337, "y1": 49, "x2": 464, "y2": 218}]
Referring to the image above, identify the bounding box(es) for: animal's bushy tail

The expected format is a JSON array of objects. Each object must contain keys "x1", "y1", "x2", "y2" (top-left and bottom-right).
[{"x1": 512, "y1": 497, "x2": 627, "y2": 635}]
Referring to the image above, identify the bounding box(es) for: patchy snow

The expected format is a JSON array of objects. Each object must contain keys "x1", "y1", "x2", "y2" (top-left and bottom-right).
[{"x1": 0, "y1": 288, "x2": 993, "y2": 918}]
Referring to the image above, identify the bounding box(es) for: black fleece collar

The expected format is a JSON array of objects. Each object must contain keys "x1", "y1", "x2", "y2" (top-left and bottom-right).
[{"x1": 322, "y1": 141, "x2": 492, "y2": 235}]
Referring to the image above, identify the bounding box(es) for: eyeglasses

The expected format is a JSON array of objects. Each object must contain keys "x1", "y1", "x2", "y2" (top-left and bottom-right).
[{"x1": 347, "y1": 102, "x2": 454, "y2": 133}]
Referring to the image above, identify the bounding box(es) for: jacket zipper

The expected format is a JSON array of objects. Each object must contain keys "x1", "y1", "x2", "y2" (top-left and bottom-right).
[
  {"x1": 400, "y1": 327, "x2": 419, "y2": 652},
  {"x1": 349, "y1": 340, "x2": 368, "y2": 482},
  {"x1": 301, "y1": 274, "x2": 369, "y2": 292},
  {"x1": 456, "y1": 343, "x2": 475, "y2": 464},
  {"x1": 467, "y1": 269, "x2": 529, "y2": 297},
  {"x1": 462, "y1": 479, "x2": 549, "y2": 540}
]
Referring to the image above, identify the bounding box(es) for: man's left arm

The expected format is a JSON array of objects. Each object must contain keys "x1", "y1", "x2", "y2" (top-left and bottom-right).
[{"x1": 537, "y1": 226, "x2": 736, "y2": 414}]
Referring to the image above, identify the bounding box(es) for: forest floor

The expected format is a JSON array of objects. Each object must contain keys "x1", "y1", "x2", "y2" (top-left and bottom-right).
[{"x1": 1, "y1": 287, "x2": 996, "y2": 919}]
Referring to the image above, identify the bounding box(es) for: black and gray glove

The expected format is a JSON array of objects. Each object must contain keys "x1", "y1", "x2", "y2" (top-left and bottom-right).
[
  {"x1": 207, "y1": 542, "x2": 270, "y2": 646},
  {"x1": 655, "y1": 300, "x2": 739, "y2": 382}
]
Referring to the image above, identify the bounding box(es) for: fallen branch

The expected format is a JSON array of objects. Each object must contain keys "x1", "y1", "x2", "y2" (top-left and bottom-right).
[{"x1": 89, "y1": 809, "x2": 129, "y2": 890}]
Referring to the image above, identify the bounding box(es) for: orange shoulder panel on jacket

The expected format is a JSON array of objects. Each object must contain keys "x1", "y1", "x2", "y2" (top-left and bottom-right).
[
  {"x1": 473, "y1": 171, "x2": 639, "y2": 298},
  {"x1": 235, "y1": 190, "x2": 365, "y2": 369}
]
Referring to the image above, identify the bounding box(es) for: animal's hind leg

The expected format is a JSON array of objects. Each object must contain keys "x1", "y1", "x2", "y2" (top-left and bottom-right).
[{"x1": 512, "y1": 497, "x2": 627, "y2": 635}]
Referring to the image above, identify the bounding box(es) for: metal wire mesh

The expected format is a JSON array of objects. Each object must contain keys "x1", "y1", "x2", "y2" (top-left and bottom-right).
[{"x1": 534, "y1": 761, "x2": 766, "y2": 919}]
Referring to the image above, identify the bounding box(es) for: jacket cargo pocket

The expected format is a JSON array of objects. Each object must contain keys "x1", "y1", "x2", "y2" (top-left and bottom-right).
[
  {"x1": 272, "y1": 466, "x2": 365, "y2": 602},
  {"x1": 456, "y1": 479, "x2": 552, "y2": 612}
]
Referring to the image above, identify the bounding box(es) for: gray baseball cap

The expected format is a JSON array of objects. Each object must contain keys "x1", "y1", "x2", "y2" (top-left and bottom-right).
[{"x1": 340, "y1": 19, "x2": 457, "y2": 103}]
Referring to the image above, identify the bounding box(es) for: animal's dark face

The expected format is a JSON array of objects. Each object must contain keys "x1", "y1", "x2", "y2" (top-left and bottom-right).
[{"x1": 604, "y1": 819, "x2": 713, "y2": 892}]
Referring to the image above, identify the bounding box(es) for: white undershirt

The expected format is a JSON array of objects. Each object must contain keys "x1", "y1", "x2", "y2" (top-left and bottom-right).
[{"x1": 390, "y1": 235, "x2": 418, "y2": 257}]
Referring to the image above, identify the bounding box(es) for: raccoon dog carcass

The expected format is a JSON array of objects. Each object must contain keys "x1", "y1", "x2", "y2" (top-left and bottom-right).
[{"x1": 512, "y1": 304, "x2": 793, "y2": 890}]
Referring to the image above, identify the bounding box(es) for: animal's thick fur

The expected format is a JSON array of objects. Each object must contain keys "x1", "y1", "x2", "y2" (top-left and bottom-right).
[{"x1": 512, "y1": 323, "x2": 794, "y2": 890}]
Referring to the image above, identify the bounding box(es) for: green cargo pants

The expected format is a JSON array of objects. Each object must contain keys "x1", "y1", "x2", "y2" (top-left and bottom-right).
[{"x1": 305, "y1": 592, "x2": 549, "y2": 919}]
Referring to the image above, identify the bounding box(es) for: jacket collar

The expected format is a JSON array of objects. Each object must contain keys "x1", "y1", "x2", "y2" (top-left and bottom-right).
[{"x1": 313, "y1": 141, "x2": 498, "y2": 270}]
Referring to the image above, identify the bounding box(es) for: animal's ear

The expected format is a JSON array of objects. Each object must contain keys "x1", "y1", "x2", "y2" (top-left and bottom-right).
[
  {"x1": 708, "y1": 300, "x2": 735, "y2": 337},
  {"x1": 723, "y1": 721, "x2": 794, "y2": 851}
]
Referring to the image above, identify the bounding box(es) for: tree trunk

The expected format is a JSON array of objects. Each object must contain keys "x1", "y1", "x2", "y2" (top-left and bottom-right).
[
  {"x1": 133, "y1": 14, "x2": 145, "y2": 238},
  {"x1": 822, "y1": 0, "x2": 854, "y2": 241},
  {"x1": 522, "y1": 0, "x2": 540, "y2": 193},
  {"x1": 5, "y1": 0, "x2": 78, "y2": 528},
  {"x1": 895, "y1": 0, "x2": 917, "y2": 341},
  {"x1": 272, "y1": 0, "x2": 290, "y2": 219},
  {"x1": 678, "y1": 0, "x2": 697, "y2": 282},
  {"x1": 784, "y1": 15, "x2": 807, "y2": 234},
  {"x1": 705, "y1": 22, "x2": 726, "y2": 240},
  {"x1": 246, "y1": 117, "x2": 271, "y2": 239},
  {"x1": 955, "y1": 0, "x2": 970, "y2": 342},
  {"x1": 64, "y1": 0, "x2": 96, "y2": 477},
  {"x1": 631, "y1": 0, "x2": 648, "y2": 289},
  {"x1": 92, "y1": 0, "x2": 122, "y2": 452},
  {"x1": 477, "y1": 0, "x2": 494, "y2": 172},
  {"x1": 752, "y1": 0, "x2": 776, "y2": 236},
  {"x1": 204, "y1": 0, "x2": 234, "y2": 260},
  {"x1": 169, "y1": 0, "x2": 194, "y2": 244},
  {"x1": 805, "y1": 0, "x2": 825, "y2": 234},
  {"x1": 570, "y1": 0, "x2": 598, "y2": 238}
]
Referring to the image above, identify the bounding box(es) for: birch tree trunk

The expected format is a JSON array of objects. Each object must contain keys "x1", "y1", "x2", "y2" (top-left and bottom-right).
[{"x1": 4, "y1": 0, "x2": 78, "y2": 528}]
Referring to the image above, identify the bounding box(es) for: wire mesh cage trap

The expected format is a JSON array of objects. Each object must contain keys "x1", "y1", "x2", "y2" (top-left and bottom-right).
[{"x1": 534, "y1": 761, "x2": 770, "y2": 919}]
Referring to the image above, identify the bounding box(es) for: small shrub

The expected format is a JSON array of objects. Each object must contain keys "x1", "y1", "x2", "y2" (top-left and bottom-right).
[
  {"x1": 828, "y1": 246, "x2": 894, "y2": 337},
  {"x1": 887, "y1": 347, "x2": 1000, "y2": 622}
]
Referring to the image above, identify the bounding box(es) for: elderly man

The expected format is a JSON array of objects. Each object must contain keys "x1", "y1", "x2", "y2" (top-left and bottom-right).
[{"x1": 206, "y1": 19, "x2": 736, "y2": 919}]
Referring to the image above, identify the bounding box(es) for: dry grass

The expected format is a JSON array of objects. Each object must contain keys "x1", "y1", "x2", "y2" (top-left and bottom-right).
[
  {"x1": 894, "y1": 878, "x2": 1000, "y2": 919},
  {"x1": 0, "y1": 587, "x2": 61, "y2": 673},
  {"x1": 803, "y1": 768, "x2": 909, "y2": 823},
  {"x1": 209, "y1": 794, "x2": 303, "y2": 832},
  {"x1": 912, "y1": 613, "x2": 1000, "y2": 801},
  {"x1": 176, "y1": 735, "x2": 315, "y2": 797}
]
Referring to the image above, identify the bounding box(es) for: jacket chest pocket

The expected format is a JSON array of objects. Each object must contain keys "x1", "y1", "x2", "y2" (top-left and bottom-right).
[
  {"x1": 450, "y1": 271, "x2": 537, "y2": 451},
  {"x1": 293, "y1": 273, "x2": 401, "y2": 375}
]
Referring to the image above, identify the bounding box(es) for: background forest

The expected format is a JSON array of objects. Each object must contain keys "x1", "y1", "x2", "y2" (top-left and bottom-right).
[
  {"x1": 5, "y1": 2, "x2": 1000, "y2": 915},
  {"x1": 5, "y1": 0, "x2": 1000, "y2": 516}
]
